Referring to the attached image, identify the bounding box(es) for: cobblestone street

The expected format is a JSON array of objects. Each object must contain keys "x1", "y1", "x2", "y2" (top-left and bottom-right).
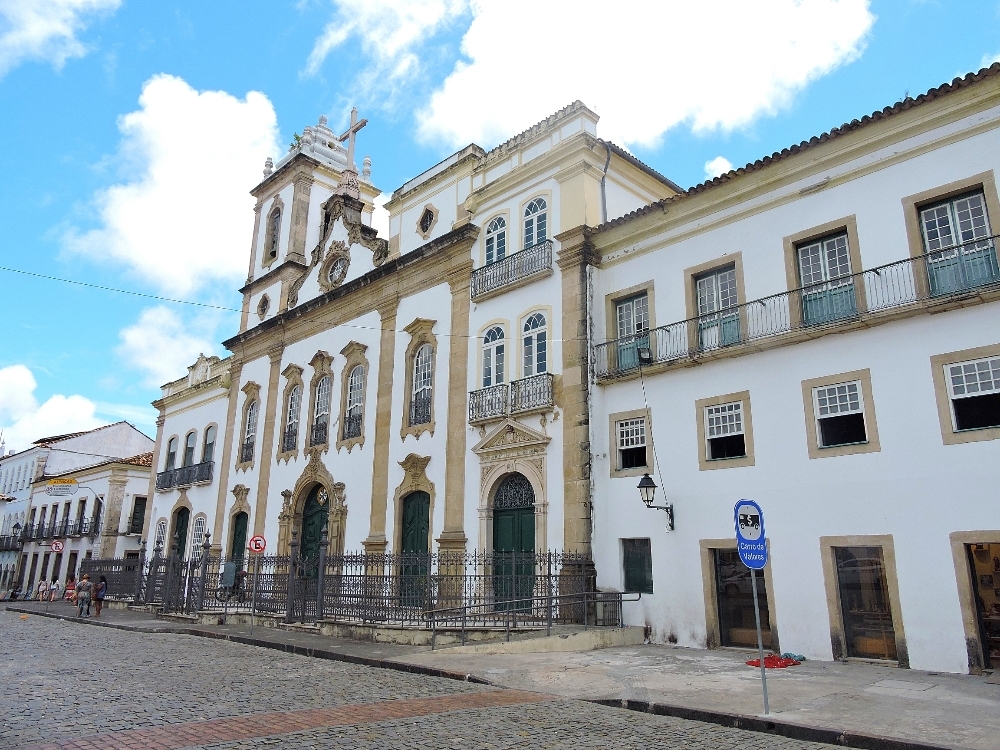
[{"x1": 0, "y1": 610, "x2": 834, "y2": 750}]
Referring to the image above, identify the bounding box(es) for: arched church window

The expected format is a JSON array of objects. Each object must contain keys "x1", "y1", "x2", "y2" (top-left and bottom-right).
[
  {"x1": 284, "y1": 385, "x2": 301, "y2": 452},
  {"x1": 344, "y1": 365, "x2": 365, "y2": 439},
  {"x1": 182, "y1": 431, "x2": 197, "y2": 467},
  {"x1": 482, "y1": 326, "x2": 505, "y2": 387},
  {"x1": 267, "y1": 208, "x2": 281, "y2": 259},
  {"x1": 410, "y1": 344, "x2": 434, "y2": 426},
  {"x1": 165, "y1": 437, "x2": 178, "y2": 472},
  {"x1": 419, "y1": 208, "x2": 434, "y2": 234},
  {"x1": 154, "y1": 519, "x2": 167, "y2": 550},
  {"x1": 523, "y1": 197, "x2": 547, "y2": 249},
  {"x1": 190, "y1": 515, "x2": 207, "y2": 560},
  {"x1": 486, "y1": 216, "x2": 506, "y2": 265},
  {"x1": 202, "y1": 426, "x2": 216, "y2": 464},
  {"x1": 311, "y1": 376, "x2": 331, "y2": 446},
  {"x1": 523, "y1": 312, "x2": 547, "y2": 376},
  {"x1": 242, "y1": 400, "x2": 258, "y2": 462}
]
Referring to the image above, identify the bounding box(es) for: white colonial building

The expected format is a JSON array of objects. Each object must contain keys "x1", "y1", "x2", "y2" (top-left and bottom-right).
[{"x1": 145, "y1": 65, "x2": 1000, "y2": 675}]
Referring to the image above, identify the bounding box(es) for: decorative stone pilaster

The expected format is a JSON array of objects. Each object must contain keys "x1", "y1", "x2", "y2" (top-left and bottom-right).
[
  {"x1": 98, "y1": 469, "x2": 128, "y2": 558},
  {"x1": 253, "y1": 345, "x2": 285, "y2": 536},
  {"x1": 364, "y1": 298, "x2": 399, "y2": 555}
]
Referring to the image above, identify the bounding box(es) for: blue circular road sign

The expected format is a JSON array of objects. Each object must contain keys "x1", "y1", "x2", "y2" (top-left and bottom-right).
[{"x1": 734, "y1": 499, "x2": 767, "y2": 570}]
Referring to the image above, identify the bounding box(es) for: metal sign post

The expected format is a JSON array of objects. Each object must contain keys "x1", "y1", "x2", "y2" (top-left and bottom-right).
[
  {"x1": 250, "y1": 552, "x2": 261, "y2": 635},
  {"x1": 734, "y1": 499, "x2": 769, "y2": 715}
]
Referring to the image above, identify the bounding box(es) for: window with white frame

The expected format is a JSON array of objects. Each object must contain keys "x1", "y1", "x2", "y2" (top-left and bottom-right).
[
  {"x1": 523, "y1": 198, "x2": 547, "y2": 249},
  {"x1": 154, "y1": 519, "x2": 167, "y2": 550},
  {"x1": 946, "y1": 356, "x2": 1000, "y2": 431},
  {"x1": 482, "y1": 326, "x2": 505, "y2": 387},
  {"x1": 347, "y1": 365, "x2": 365, "y2": 417},
  {"x1": 920, "y1": 192, "x2": 991, "y2": 253},
  {"x1": 182, "y1": 431, "x2": 197, "y2": 467},
  {"x1": 244, "y1": 400, "x2": 259, "y2": 456},
  {"x1": 485, "y1": 216, "x2": 506, "y2": 265},
  {"x1": 813, "y1": 380, "x2": 867, "y2": 447},
  {"x1": 798, "y1": 233, "x2": 852, "y2": 288},
  {"x1": 165, "y1": 437, "x2": 178, "y2": 471},
  {"x1": 696, "y1": 267, "x2": 738, "y2": 316},
  {"x1": 285, "y1": 384, "x2": 301, "y2": 449},
  {"x1": 411, "y1": 344, "x2": 434, "y2": 426},
  {"x1": 190, "y1": 516, "x2": 207, "y2": 560},
  {"x1": 522, "y1": 312, "x2": 547, "y2": 376},
  {"x1": 616, "y1": 294, "x2": 649, "y2": 339},
  {"x1": 617, "y1": 417, "x2": 648, "y2": 470},
  {"x1": 202, "y1": 425, "x2": 216, "y2": 463},
  {"x1": 705, "y1": 402, "x2": 746, "y2": 459},
  {"x1": 312, "y1": 376, "x2": 332, "y2": 445}
]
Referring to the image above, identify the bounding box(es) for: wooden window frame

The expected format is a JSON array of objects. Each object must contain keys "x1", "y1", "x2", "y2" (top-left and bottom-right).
[
  {"x1": 695, "y1": 390, "x2": 755, "y2": 470},
  {"x1": 401, "y1": 318, "x2": 437, "y2": 441},
  {"x1": 337, "y1": 341, "x2": 370, "y2": 453},
  {"x1": 801, "y1": 369, "x2": 880, "y2": 459},
  {"x1": 608, "y1": 407, "x2": 653, "y2": 479},
  {"x1": 930, "y1": 343, "x2": 1000, "y2": 445}
]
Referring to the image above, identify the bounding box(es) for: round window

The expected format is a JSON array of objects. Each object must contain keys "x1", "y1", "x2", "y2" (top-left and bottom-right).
[{"x1": 327, "y1": 256, "x2": 349, "y2": 286}]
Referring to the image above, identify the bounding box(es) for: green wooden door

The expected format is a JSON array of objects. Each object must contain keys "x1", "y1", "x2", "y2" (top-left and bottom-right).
[
  {"x1": 300, "y1": 485, "x2": 327, "y2": 564},
  {"x1": 173, "y1": 508, "x2": 190, "y2": 558},
  {"x1": 230, "y1": 512, "x2": 248, "y2": 567},
  {"x1": 400, "y1": 492, "x2": 430, "y2": 607},
  {"x1": 492, "y1": 474, "x2": 535, "y2": 610}
]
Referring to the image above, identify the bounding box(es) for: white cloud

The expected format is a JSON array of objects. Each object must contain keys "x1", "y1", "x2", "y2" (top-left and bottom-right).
[
  {"x1": 415, "y1": 0, "x2": 875, "y2": 149},
  {"x1": 116, "y1": 306, "x2": 219, "y2": 388},
  {"x1": 980, "y1": 51, "x2": 1000, "y2": 69},
  {"x1": 704, "y1": 156, "x2": 734, "y2": 180},
  {"x1": 0, "y1": 0, "x2": 119, "y2": 78},
  {"x1": 63, "y1": 74, "x2": 282, "y2": 296},
  {"x1": 305, "y1": 0, "x2": 468, "y2": 101},
  {"x1": 0, "y1": 365, "x2": 105, "y2": 453}
]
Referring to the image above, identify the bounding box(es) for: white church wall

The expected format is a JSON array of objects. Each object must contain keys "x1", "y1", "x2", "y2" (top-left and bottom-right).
[{"x1": 255, "y1": 183, "x2": 294, "y2": 274}]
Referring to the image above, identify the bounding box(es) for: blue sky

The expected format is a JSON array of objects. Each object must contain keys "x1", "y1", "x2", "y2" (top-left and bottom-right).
[{"x1": 0, "y1": 0, "x2": 998, "y2": 451}]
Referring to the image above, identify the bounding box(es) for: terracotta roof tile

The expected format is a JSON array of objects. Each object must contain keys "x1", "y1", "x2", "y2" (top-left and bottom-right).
[{"x1": 595, "y1": 63, "x2": 1000, "y2": 233}]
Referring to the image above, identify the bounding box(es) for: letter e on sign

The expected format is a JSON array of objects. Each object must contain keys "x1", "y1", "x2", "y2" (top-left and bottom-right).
[{"x1": 248, "y1": 535, "x2": 266, "y2": 554}]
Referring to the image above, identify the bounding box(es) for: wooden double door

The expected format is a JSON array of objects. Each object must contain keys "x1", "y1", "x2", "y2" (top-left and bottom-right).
[{"x1": 492, "y1": 473, "x2": 535, "y2": 609}]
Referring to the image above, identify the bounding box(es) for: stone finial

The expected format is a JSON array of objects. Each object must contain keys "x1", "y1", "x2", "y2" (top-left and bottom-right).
[
  {"x1": 362, "y1": 155, "x2": 372, "y2": 178},
  {"x1": 263, "y1": 157, "x2": 273, "y2": 177},
  {"x1": 318, "y1": 114, "x2": 328, "y2": 128}
]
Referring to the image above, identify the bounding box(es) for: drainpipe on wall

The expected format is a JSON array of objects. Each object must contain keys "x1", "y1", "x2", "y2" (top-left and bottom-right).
[{"x1": 599, "y1": 140, "x2": 612, "y2": 225}]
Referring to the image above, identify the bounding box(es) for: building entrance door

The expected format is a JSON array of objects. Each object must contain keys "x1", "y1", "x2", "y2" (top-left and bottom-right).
[
  {"x1": 834, "y1": 546, "x2": 897, "y2": 660},
  {"x1": 172, "y1": 508, "x2": 190, "y2": 558},
  {"x1": 300, "y1": 486, "x2": 327, "y2": 565},
  {"x1": 714, "y1": 548, "x2": 771, "y2": 648},
  {"x1": 967, "y1": 543, "x2": 1000, "y2": 669},
  {"x1": 492, "y1": 473, "x2": 535, "y2": 610},
  {"x1": 230, "y1": 512, "x2": 249, "y2": 568},
  {"x1": 400, "y1": 491, "x2": 429, "y2": 607}
]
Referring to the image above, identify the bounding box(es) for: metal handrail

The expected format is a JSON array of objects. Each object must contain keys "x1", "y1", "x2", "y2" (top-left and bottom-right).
[
  {"x1": 595, "y1": 238, "x2": 1000, "y2": 379},
  {"x1": 471, "y1": 240, "x2": 553, "y2": 299}
]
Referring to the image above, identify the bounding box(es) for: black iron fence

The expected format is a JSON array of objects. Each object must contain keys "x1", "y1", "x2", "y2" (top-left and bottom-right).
[
  {"x1": 595, "y1": 241, "x2": 1000, "y2": 379},
  {"x1": 87, "y1": 545, "x2": 617, "y2": 630},
  {"x1": 155, "y1": 461, "x2": 214, "y2": 490},
  {"x1": 20, "y1": 518, "x2": 100, "y2": 541},
  {"x1": 471, "y1": 240, "x2": 553, "y2": 299},
  {"x1": 469, "y1": 373, "x2": 554, "y2": 423}
]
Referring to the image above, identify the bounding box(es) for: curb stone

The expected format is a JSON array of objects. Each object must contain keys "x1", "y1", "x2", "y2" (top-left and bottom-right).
[{"x1": 5, "y1": 606, "x2": 955, "y2": 750}]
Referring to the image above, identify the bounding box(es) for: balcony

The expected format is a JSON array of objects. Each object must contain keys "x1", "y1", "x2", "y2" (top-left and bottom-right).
[
  {"x1": 310, "y1": 420, "x2": 328, "y2": 447},
  {"x1": 469, "y1": 373, "x2": 555, "y2": 423},
  {"x1": 410, "y1": 390, "x2": 432, "y2": 426},
  {"x1": 240, "y1": 440, "x2": 255, "y2": 463},
  {"x1": 470, "y1": 240, "x2": 553, "y2": 301},
  {"x1": 281, "y1": 426, "x2": 297, "y2": 453},
  {"x1": 595, "y1": 241, "x2": 1000, "y2": 380},
  {"x1": 342, "y1": 412, "x2": 362, "y2": 440},
  {"x1": 156, "y1": 461, "x2": 214, "y2": 491},
  {"x1": 0, "y1": 534, "x2": 21, "y2": 551}
]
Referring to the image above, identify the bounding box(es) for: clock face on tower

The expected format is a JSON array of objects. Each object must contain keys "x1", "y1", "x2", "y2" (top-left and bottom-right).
[{"x1": 327, "y1": 256, "x2": 349, "y2": 287}]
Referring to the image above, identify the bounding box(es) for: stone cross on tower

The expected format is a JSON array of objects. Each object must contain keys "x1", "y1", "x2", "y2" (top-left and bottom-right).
[
  {"x1": 335, "y1": 107, "x2": 367, "y2": 199},
  {"x1": 338, "y1": 107, "x2": 367, "y2": 171}
]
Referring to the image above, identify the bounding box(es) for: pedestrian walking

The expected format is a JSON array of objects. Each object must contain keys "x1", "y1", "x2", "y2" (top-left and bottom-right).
[
  {"x1": 35, "y1": 578, "x2": 48, "y2": 601},
  {"x1": 64, "y1": 575, "x2": 76, "y2": 602},
  {"x1": 94, "y1": 575, "x2": 107, "y2": 618},
  {"x1": 76, "y1": 574, "x2": 93, "y2": 617},
  {"x1": 49, "y1": 578, "x2": 62, "y2": 602}
]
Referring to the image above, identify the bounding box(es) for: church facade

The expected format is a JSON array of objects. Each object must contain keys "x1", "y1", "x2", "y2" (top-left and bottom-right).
[{"x1": 144, "y1": 66, "x2": 1000, "y2": 675}]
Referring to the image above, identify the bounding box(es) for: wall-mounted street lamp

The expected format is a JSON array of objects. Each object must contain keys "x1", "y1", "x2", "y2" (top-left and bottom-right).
[{"x1": 637, "y1": 473, "x2": 674, "y2": 531}]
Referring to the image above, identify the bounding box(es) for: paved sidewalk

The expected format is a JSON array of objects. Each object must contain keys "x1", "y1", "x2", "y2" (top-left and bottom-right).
[{"x1": 9, "y1": 602, "x2": 999, "y2": 749}]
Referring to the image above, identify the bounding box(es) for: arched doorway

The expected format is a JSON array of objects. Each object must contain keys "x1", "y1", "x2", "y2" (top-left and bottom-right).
[
  {"x1": 299, "y1": 485, "x2": 328, "y2": 562},
  {"x1": 492, "y1": 473, "x2": 535, "y2": 609},
  {"x1": 172, "y1": 507, "x2": 190, "y2": 558},
  {"x1": 230, "y1": 512, "x2": 249, "y2": 567},
  {"x1": 400, "y1": 491, "x2": 430, "y2": 607}
]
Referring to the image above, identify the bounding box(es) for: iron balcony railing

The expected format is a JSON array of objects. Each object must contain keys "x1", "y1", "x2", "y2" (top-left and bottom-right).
[
  {"x1": 310, "y1": 420, "x2": 328, "y2": 447},
  {"x1": 469, "y1": 373, "x2": 554, "y2": 422},
  {"x1": 410, "y1": 390, "x2": 432, "y2": 426},
  {"x1": 240, "y1": 440, "x2": 254, "y2": 463},
  {"x1": 155, "y1": 461, "x2": 214, "y2": 490},
  {"x1": 342, "y1": 412, "x2": 362, "y2": 440},
  {"x1": 471, "y1": 240, "x2": 553, "y2": 300},
  {"x1": 595, "y1": 241, "x2": 1000, "y2": 379},
  {"x1": 282, "y1": 426, "x2": 297, "y2": 452},
  {"x1": 0, "y1": 534, "x2": 21, "y2": 551}
]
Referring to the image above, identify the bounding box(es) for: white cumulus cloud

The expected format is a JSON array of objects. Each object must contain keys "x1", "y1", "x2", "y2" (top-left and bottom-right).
[
  {"x1": 704, "y1": 156, "x2": 734, "y2": 180},
  {"x1": 0, "y1": 365, "x2": 105, "y2": 453},
  {"x1": 412, "y1": 0, "x2": 874, "y2": 149},
  {"x1": 116, "y1": 306, "x2": 220, "y2": 388},
  {"x1": 63, "y1": 74, "x2": 282, "y2": 296},
  {"x1": 0, "y1": 0, "x2": 120, "y2": 79},
  {"x1": 306, "y1": 0, "x2": 467, "y2": 89}
]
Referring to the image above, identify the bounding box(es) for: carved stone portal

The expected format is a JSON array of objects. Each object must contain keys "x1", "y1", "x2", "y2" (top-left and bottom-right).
[{"x1": 277, "y1": 447, "x2": 347, "y2": 556}]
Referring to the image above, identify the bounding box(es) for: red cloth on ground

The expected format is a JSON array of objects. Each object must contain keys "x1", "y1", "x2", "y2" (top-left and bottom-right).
[{"x1": 746, "y1": 654, "x2": 800, "y2": 669}]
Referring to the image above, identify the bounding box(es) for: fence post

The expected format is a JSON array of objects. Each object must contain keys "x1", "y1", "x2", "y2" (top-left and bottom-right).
[
  {"x1": 164, "y1": 539, "x2": 180, "y2": 613},
  {"x1": 316, "y1": 526, "x2": 328, "y2": 622},
  {"x1": 546, "y1": 552, "x2": 552, "y2": 636},
  {"x1": 146, "y1": 541, "x2": 162, "y2": 604},
  {"x1": 196, "y1": 532, "x2": 211, "y2": 613},
  {"x1": 285, "y1": 529, "x2": 299, "y2": 624},
  {"x1": 134, "y1": 540, "x2": 147, "y2": 606}
]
